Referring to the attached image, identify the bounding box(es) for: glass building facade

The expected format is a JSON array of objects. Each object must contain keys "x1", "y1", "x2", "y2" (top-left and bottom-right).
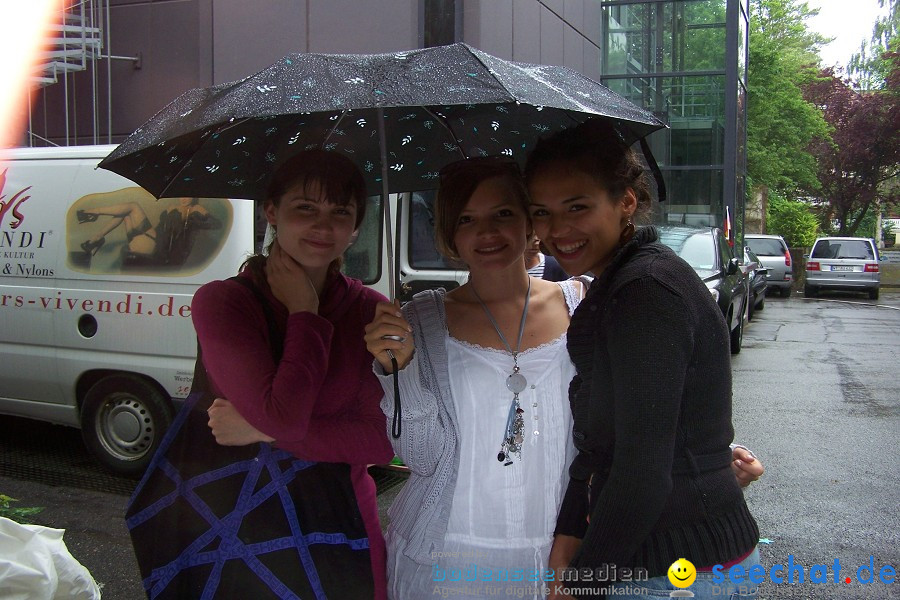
[{"x1": 600, "y1": 0, "x2": 749, "y2": 243}]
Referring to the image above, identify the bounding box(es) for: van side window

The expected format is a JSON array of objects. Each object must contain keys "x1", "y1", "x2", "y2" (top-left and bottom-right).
[
  {"x1": 343, "y1": 195, "x2": 382, "y2": 284},
  {"x1": 409, "y1": 191, "x2": 455, "y2": 269}
]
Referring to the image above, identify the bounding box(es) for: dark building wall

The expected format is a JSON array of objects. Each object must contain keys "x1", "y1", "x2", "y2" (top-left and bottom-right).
[
  {"x1": 27, "y1": 1, "x2": 609, "y2": 147},
  {"x1": 30, "y1": 0, "x2": 420, "y2": 146},
  {"x1": 462, "y1": 0, "x2": 602, "y2": 80}
]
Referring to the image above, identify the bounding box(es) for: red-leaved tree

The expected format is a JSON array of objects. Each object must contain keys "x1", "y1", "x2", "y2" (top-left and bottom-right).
[{"x1": 803, "y1": 58, "x2": 900, "y2": 234}]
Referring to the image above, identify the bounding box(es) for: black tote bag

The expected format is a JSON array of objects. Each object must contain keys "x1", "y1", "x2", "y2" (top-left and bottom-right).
[{"x1": 125, "y1": 276, "x2": 374, "y2": 599}]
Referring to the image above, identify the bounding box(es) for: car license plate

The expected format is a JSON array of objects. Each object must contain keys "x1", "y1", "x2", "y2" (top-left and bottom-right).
[{"x1": 832, "y1": 265, "x2": 855, "y2": 271}]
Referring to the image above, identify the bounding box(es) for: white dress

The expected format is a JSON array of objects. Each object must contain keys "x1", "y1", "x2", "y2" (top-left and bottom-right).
[{"x1": 415, "y1": 280, "x2": 580, "y2": 599}]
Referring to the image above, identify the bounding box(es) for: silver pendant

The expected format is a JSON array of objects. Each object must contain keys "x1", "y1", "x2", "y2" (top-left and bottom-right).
[{"x1": 506, "y1": 372, "x2": 527, "y2": 394}]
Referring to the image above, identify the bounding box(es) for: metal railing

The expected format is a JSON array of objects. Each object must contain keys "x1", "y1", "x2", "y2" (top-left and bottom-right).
[
  {"x1": 25, "y1": 1, "x2": 138, "y2": 146},
  {"x1": 31, "y1": 1, "x2": 103, "y2": 88}
]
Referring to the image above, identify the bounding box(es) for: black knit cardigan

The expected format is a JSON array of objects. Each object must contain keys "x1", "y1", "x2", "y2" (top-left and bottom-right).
[{"x1": 556, "y1": 226, "x2": 759, "y2": 580}]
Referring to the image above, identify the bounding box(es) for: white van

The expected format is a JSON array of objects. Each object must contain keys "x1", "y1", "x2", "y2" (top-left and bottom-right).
[
  {"x1": 0, "y1": 145, "x2": 256, "y2": 475},
  {"x1": 0, "y1": 145, "x2": 467, "y2": 476}
]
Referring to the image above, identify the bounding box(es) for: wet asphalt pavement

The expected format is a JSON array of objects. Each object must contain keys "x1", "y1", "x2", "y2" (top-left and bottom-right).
[
  {"x1": 734, "y1": 289, "x2": 900, "y2": 599},
  {"x1": 1, "y1": 289, "x2": 898, "y2": 599}
]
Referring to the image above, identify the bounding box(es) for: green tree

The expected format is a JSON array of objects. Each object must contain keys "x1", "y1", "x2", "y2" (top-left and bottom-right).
[
  {"x1": 746, "y1": 0, "x2": 831, "y2": 200},
  {"x1": 848, "y1": 0, "x2": 899, "y2": 91},
  {"x1": 767, "y1": 194, "x2": 819, "y2": 247}
]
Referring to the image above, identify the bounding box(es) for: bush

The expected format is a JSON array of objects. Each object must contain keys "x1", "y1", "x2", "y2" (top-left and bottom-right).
[
  {"x1": 768, "y1": 195, "x2": 819, "y2": 247},
  {"x1": 0, "y1": 494, "x2": 44, "y2": 524}
]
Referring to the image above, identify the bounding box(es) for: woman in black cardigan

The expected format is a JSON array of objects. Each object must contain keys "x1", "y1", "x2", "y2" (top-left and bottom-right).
[{"x1": 525, "y1": 119, "x2": 760, "y2": 600}]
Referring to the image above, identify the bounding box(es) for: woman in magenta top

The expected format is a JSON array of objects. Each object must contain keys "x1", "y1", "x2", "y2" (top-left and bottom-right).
[{"x1": 191, "y1": 149, "x2": 395, "y2": 598}]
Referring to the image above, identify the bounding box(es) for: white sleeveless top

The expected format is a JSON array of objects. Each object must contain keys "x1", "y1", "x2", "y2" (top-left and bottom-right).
[{"x1": 433, "y1": 280, "x2": 581, "y2": 597}]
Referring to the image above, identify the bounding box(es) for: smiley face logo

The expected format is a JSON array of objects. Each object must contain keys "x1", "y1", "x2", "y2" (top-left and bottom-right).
[{"x1": 667, "y1": 558, "x2": 697, "y2": 588}]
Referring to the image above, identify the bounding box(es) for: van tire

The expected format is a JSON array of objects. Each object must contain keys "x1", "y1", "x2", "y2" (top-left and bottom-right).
[
  {"x1": 81, "y1": 374, "x2": 174, "y2": 478},
  {"x1": 869, "y1": 288, "x2": 879, "y2": 300},
  {"x1": 780, "y1": 287, "x2": 791, "y2": 298}
]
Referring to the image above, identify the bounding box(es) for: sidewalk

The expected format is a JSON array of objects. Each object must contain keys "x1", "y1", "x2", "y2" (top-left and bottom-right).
[{"x1": 880, "y1": 249, "x2": 900, "y2": 287}]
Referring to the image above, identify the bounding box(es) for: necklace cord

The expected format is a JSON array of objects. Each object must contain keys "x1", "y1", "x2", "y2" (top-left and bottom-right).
[
  {"x1": 470, "y1": 277, "x2": 532, "y2": 358},
  {"x1": 471, "y1": 278, "x2": 533, "y2": 463}
]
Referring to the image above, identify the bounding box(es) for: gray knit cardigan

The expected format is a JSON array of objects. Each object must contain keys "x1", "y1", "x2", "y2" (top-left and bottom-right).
[{"x1": 374, "y1": 289, "x2": 460, "y2": 564}]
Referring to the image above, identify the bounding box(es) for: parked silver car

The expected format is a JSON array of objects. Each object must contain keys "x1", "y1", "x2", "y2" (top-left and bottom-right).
[
  {"x1": 804, "y1": 236, "x2": 881, "y2": 300},
  {"x1": 745, "y1": 234, "x2": 793, "y2": 297}
]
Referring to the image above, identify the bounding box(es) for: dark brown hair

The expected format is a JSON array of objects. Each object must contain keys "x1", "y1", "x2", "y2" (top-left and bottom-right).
[
  {"x1": 266, "y1": 150, "x2": 367, "y2": 229},
  {"x1": 243, "y1": 150, "x2": 367, "y2": 281},
  {"x1": 524, "y1": 119, "x2": 653, "y2": 221},
  {"x1": 434, "y1": 156, "x2": 530, "y2": 260}
]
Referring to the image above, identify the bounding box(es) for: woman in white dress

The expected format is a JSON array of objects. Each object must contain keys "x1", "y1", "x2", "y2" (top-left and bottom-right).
[
  {"x1": 365, "y1": 156, "x2": 763, "y2": 599},
  {"x1": 366, "y1": 156, "x2": 581, "y2": 598}
]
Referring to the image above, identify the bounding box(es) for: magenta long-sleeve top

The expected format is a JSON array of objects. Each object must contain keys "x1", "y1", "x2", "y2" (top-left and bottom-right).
[{"x1": 191, "y1": 269, "x2": 395, "y2": 598}]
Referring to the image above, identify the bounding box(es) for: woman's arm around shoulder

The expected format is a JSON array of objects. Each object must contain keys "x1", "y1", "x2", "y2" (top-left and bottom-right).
[{"x1": 731, "y1": 443, "x2": 764, "y2": 486}]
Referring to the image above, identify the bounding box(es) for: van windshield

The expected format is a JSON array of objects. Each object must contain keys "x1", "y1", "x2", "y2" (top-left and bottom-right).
[{"x1": 811, "y1": 240, "x2": 875, "y2": 260}]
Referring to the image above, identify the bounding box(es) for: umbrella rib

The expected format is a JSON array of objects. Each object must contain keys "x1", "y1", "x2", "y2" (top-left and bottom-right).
[
  {"x1": 321, "y1": 111, "x2": 349, "y2": 149},
  {"x1": 155, "y1": 117, "x2": 256, "y2": 199},
  {"x1": 422, "y1": 107, "x2": 468, "y2": 162},
  {"x1": 462, "y1": 46, "x2": 519, "y2": 102}
]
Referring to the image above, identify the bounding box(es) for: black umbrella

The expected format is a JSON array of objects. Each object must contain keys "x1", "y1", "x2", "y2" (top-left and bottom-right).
[
  {"x1": 100, "y1": 43, "x2": 665, "y2": 199},
  {"x1": 99, "y1": 43, "x2": 667, "y2": 297}
]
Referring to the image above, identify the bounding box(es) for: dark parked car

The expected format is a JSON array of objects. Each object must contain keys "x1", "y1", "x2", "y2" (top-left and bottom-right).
[
  {"x1": 657, "y1": 226, "x2": 749, "y2": 354},
  {"x1": 742, "y1": 247, "x2": 768, "y2": 321}
]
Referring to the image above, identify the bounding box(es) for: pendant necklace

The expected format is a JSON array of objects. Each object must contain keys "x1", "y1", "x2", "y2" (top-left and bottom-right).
[{"x1": 471, "y1": 277, "x2": 531, "y2": 466}]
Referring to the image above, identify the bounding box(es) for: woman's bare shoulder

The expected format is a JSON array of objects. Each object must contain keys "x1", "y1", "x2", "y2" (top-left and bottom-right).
[{"x1": 530, "y1": 277, "x2": 573, "y2": 306}]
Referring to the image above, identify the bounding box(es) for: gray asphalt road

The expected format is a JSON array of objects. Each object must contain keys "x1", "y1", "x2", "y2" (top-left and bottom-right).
[
  {"x1": 1, "y1": 289, "x2": 898, "y2": 599},
  {"x1": 735, "y1": 289, "x2": 900, "y2": 599}
]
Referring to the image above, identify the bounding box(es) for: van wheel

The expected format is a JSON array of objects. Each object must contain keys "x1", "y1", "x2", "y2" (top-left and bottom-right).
[
  {"x1": 81, "y1": 375, "x2": 174, "y2": 478},
  {"x1": 804, "y1": 284, "x2": 817, "y2": 298},
  {"x1": 780, "y1": 287, "x2": 791, "y2": 298},
  {"x1": 730, "y1": 310, "x2": 743, "y2": 355},
  {"x1": 869, "y1": 288, "x2": 879, "y2": 300}
]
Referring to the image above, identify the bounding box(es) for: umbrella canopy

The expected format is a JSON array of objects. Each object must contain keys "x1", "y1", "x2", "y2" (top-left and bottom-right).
[{"x1": 99, "y1": 43, "x2": 666, "y2": 200}]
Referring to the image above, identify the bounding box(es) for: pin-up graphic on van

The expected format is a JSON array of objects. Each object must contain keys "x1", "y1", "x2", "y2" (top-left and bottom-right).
[
  {"x1": 67, "y1": 188, "x2": 232, "y2": 276},
  {"x1": 1, "y1": 145, "x2": 255, "y2": 477}
]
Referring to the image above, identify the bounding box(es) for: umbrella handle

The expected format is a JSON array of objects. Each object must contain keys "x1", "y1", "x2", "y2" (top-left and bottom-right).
[{"x1": 385, "y1": 349, "x2": 401, "y2": 439}]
